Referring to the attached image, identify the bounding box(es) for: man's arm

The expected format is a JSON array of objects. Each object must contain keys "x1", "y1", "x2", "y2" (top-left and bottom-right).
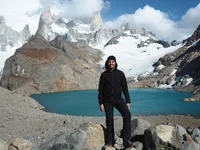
[
  {"x1": 121, "y1": 72, "x2": 130, "y2": 104},
  {"x1": 98, "y1": 73, "x2": 104, "y2": 105}
]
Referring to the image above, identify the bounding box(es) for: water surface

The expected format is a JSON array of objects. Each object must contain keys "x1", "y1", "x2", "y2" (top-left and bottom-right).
[{"x1": 31, "y1": 88, "x2": 200, "y2": 116}]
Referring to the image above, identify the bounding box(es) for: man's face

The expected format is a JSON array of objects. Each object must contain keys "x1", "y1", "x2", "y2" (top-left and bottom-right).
[{"x1": 108, "y1": 60, "x2": 116, "y2": 69}]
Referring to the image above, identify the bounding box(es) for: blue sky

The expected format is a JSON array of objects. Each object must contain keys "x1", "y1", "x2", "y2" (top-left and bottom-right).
[
  {"x1": 102, "y1": 0, "x2": 200, "y2": 22},
  {"x1": 1, "y1": 0, "x2": 200, "y2": 41},
  {"x1": 101, "y1": 0, "x2": 200, "y2": 41}
]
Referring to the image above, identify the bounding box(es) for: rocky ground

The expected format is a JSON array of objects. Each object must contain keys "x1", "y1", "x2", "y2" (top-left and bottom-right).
[{"x1": 0, "y1": 87, "x2": 200, "y2": 147}]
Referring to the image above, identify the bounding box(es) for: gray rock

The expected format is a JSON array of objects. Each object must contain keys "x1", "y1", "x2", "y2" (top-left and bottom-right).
[
  {"x1": 131, "y1": 118, "x2": 151, "y2": 137},
  {"x1": 191, "y1": 128, "x2": 200, "y2": 144},
  {"x1": 144, "y1": 124, "x2": 183, "y2": 150},
  {"x1": 0, "y1": 139, "x2": 8, "y2": 150},
  {"x1": 176, "y1": 124, "x2": 187, "y2": 136},
  {"x1": 156, "y1": 40, "x2": 171, "y2": 48},
  {"x1": 40, "y1": 122, "x2": 105, "y2": 150},
  {"x1": 171, "y1": 40, "x2": 180, "y2": 46},
  {"x1": 182, "y1": 141, "x2": 200, "y2": 150}
]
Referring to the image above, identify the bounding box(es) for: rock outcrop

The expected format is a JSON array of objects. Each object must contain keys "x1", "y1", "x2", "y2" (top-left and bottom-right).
[
  {"x1": 36, "y1": 8, "x2": 65, "y2": 41},
  {"x1": 0, "y1": 34, "x2": 102, "y2": 95},
  {"x1": 90, "y1": 11, "x2": 104, "y2": 31}
]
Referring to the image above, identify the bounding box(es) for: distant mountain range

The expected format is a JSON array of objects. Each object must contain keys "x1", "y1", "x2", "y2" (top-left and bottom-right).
[
  {"x1": 0, "y1": 9, "x2": 199, "y2": 101},
  {"x1": 0, "y1": 16, "x2": 31, "y2": 52}
]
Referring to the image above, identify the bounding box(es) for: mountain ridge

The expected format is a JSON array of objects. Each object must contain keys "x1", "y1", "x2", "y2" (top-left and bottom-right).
[{"x1": 0, "y1": 9, "x2": 199, "y2": 101}]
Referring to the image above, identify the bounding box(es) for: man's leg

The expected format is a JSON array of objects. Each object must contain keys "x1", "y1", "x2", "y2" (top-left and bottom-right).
[
  {"x1": 114, "y1": 100, "x2": 132, "y2": 146},
  {"x1": 104, "y1": 102, "x2": 115, "y2": 145}
]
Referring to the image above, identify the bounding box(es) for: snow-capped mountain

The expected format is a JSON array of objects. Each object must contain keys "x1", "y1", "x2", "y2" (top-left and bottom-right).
[
  {"x1": 99, "y1": 30, "x2": 182, "y2": 78},
  {"x1": 36, "y1": 9, "x2": 156, "y2": 50},
  {"x1": 0, "y1": 8, "x2": 178, "y2": 79},
  {"x1": 0, "y1": 16, "x2": 31, "y2": 76},
  {"x1": 1, "y1": 8, "x2": 200, "y2": 100},
  {"x1": 0, "y1": 16, "x2": 31, "y2": 52},
  {"x1": 35, "y1": 9, "x2": 178, "y2": 79}
]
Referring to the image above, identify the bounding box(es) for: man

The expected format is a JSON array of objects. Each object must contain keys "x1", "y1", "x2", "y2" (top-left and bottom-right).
[{"x1": 98, "y1": 55, "x2": 133, "y2": 148}]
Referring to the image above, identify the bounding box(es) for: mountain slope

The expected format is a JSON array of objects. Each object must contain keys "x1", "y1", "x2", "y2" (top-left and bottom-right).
[
  {"x1": 0, "y1": 34, "x2": 102, "y2": 95},
  {"x1": 0, "y1": 16, "x2": 31, "y2": 74},
  {"x1": 131, "y1": 24, "x2": 200, "y2": 101},
  {"x1": 99, "y1": 30, "x2": 181, "y2": 78}
]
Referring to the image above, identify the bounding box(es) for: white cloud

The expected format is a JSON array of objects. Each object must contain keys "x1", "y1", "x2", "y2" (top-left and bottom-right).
[
  {"x1": 178, "y1": 4, "x2": 200, "y2": 30},
  {"x1": 0, "y1": 0, "x2": 42, "y2": 34},
  {"x1": 0, "y1": 0, "x2": 199, "y2": 42},
  {"x1": 40, "y1": 0, "x2": 109, "y2": 22},
  {"x1": 104, "y1": 4, "x2": 200, "y2": 42}
]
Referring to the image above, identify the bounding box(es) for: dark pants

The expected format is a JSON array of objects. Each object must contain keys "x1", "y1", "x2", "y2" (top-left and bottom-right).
[{"x1": 104, "y1": 99, "x2": 131, "y2": 145}]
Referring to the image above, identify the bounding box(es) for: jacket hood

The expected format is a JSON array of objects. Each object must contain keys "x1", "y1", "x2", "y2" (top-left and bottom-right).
[{"x1": 105, "y1": 55, "x2": 118, "y2": 70}]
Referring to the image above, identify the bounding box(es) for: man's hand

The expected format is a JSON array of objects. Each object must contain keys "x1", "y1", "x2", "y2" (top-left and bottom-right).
[
  {"x1": 126, "y1": 103, "x2": 130, "y2": 110},
  {"x1": 100, "y1": 104, "x2": 104, "y2": 112}
]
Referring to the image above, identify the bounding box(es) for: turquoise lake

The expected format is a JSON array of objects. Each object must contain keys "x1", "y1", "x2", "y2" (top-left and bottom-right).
[{"x1": 31, "y1": 88, "x2": 200, "y2": 116}]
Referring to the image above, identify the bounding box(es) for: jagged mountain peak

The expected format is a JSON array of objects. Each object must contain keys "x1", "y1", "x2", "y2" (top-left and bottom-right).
[
  {"x1": 185, "y1": 24, "x2": 200, "y2": 46},
  {"x1": 40, "y1": 8, "x2": 59, "y2": 23},
  {"x1": 133, "y1": 27, "x2": 156, "y2": 39},
  {"x1": 23, "y1": 24, "x2": 29, "y2": 30},
  {"x1": 121, "y1": 23, "x2": 131, "y2": 30},
  {"x1": 19, "y1": 25, "x2": 31, "y2": 42},
  {"x1": 36, "y1": 8, "x2": 64, "y2": 41},
  {"x1": 41, "y1": 8, "x2": 52, "y2": 18},
  {"x1": 35, "y1": 8, "x2": 159, "y2": 49},
  {"x1": 0, "y1": 16, "x2": 31, "y2": 52},
  {"x1": 90, "y1": 11, "x2": 103, "y2": 31}
]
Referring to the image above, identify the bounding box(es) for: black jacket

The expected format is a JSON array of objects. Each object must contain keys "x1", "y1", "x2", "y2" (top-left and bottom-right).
[{"x1": 98, "y1": 69, "x2": 130, "y2": 105}]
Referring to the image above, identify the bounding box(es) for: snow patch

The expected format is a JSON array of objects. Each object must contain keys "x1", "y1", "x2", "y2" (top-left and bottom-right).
[
  {"x1": 185, "y1": 77, "x2": 193, "y2": 86},
  {"x1": 99, "y1": 34, "x2": 182, "y2": 77},
  {"x1": 51, "y1": 23, "x2": 68, "y2": 35}
]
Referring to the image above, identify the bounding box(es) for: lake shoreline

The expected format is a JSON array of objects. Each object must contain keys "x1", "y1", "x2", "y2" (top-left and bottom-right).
[{"x1": 0, "y1": 87, "x2": 199, "y2": 146}]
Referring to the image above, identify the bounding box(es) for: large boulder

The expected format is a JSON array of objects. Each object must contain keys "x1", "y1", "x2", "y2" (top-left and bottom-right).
[
  {"x1": 131, "y1": 118, "x2": 151, "y2": 137},
  {"x1": 144, "y1": 124, "x2": 183, "y2": 150},
  {"x1": 39, "y1": 122, "x2": 106, "y2": 150}
]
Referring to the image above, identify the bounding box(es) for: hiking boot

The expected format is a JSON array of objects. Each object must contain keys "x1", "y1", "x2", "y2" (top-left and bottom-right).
[{"x1": 123, "y1": 140, "x2": 134, "y2": 148}]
